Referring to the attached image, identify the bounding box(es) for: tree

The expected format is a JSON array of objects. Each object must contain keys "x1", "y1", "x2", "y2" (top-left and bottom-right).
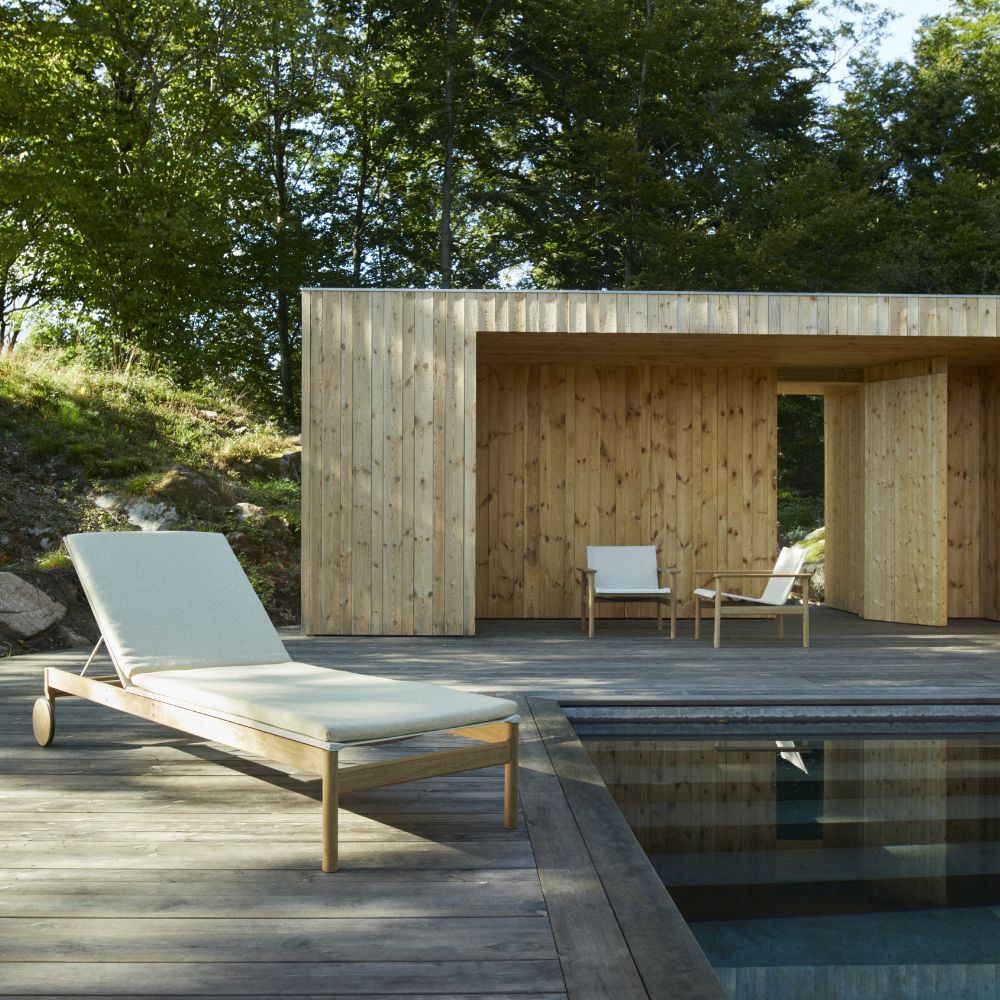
[
  {"x1": 224, "y1": 0, "x2": 343, "y2": 421},
  {"x1": 501, "y1": 0, "x2": 825, "y2": 290},
  {"x1": 8, "y1": 0, "x2": 241, "y2": 361},
  {"x1": 826, "y1": 0, "x2": 1000, "y2": 294}
]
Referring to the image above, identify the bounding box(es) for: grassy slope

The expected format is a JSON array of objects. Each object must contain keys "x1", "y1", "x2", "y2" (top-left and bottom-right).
[{"x1": 0, "y1": 349, "x2": 301, "y2": 626}]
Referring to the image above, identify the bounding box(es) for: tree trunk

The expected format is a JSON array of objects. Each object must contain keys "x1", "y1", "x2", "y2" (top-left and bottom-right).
[
  {"x1": 352, "y1": 141, "x2": 368, "y2": 286},
  {"x1": 439, "y1": 0, "x2": 458, "y2": 288},
  {"x1": 276, "y1": 286, "x2": 295, "y2": 423}
]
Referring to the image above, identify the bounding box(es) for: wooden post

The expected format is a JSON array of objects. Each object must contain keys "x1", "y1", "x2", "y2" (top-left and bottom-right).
[
  {"x1": 802, "y1": 576, "x2": 810, "y2": 648},
  {"x1": 322, "y1": 751, "x2": 339, "y2": 873},
  {"x1": 504, "y1": 722, "x2": 519, "y2": 829}
]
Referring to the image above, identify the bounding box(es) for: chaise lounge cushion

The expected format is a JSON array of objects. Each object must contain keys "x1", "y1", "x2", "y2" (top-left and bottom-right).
[
  {"x1": 65, "y1": 531, "x2": 290, "y2": 678},
  {"x1": 130, "y1": 660, "x2": 518, "y2": 745},
  {"x1": 65, "y1": 531, "x2": 516, "y2": 745}
]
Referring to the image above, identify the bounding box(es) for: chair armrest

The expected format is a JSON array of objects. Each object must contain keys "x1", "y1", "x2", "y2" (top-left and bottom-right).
[
  {"x1": 578, "y1": 568, "x2": 597, "y2": 591},
  {"x1": 698, "y1": 571, "x2": 810, "y2": 579}
]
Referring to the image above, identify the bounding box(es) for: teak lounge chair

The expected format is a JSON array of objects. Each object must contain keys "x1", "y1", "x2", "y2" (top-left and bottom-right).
[
  {"x1": 694, "y1": 545, "x2": 811, "y2": 648},
  {"x1": 31, "y1": 531, "x2": 519, "y2": 872},
  {"x1": 579, "y1": 545, "x2": 678, "y2": 638}
]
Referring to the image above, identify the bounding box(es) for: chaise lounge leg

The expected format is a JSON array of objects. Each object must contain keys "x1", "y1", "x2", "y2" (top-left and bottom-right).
[
  {"x1": 713, "y1": 591, "x2": 722, "y2": 649},
  {"x1": 504, "y1": 722, "x2": 519, "y2": 829},
  {"x1": 694, "y1": 598, "x2": 701, "y2": 640},
  {"x1": 669, "y1": 591, "x2": 677, "y2": 640},
  {"x1": 322, "y1": 750, "x2": 339, "y2": 873}
]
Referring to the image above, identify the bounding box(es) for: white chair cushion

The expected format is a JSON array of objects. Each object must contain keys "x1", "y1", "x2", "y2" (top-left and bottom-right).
[
  {"x1": 694, "y1": 587, "x2": 764, "y2": 603},
  {"x1": 65, "y1": 532, "x2": 291, "y2": 679},
  {"x1": 129, "y1": 661, "x2": 518, "y2": 744},
  {"x1": 760, "y1": 546, "x2": 808, "y2": 605},
  {"x1": 587, "y1": 546, "x2": 659, "y2": 591},
  {"x1": 595, "y1": 587, "x2": 672, "y2": 596}
]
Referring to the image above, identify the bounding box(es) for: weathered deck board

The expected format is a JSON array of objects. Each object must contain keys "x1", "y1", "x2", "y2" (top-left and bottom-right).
[
  {"x1": 0, "y1": 659, "x2": 560, "y2": 998},
  {"x1": 5, "y1": 609, "x2": 1000, "y2": 999},
  {"x1": 276, "y1": 609, "x2": 1000, "y2": 704}
]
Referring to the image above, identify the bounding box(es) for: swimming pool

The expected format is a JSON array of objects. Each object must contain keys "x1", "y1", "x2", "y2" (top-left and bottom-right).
[{"x1": 583, "y1": 733, "x2": 1000, "y2": 1000}]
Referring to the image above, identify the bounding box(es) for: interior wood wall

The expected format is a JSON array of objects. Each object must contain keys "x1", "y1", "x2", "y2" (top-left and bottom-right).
[
  {"x1": 475, "y1": 364, "x2": 777, "y2": 619},
  {"x1": 985, "y1": 367, "x2": 1000, "y2": 621},
  {"x1": 948, "y1": 369, "x2": 985, "y2": 618},
  {"x1": 826, "y1": 365, "x2": 1000, "y2": 624},
  {"x1": 824, "y1": 389, "x2": 865, "y2": 616},
  {"x1": 862, "y1": 371, "x2": 948, "y2": 626}
]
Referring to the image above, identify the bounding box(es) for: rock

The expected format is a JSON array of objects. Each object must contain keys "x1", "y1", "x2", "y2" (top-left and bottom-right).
[
  {"x1": 124, "y1": 498, "x2": 179, "y2": 532},
  {"x1": 151, "y1": 465, "x2": 229, "y2": 514},
  {"x1": 224, "y1": 530, "x2": 260, "y2": 559},
  {"x1": 0, "y1": 572, "x2": 66, "y2": 638},
  {"x1": 797, "y1": 526, "x2": 825, "y2": 603},
  {"x1": 232, "y1": 502, "x2": 268, "y2": 525},
  {"x1": 52, "y1": 624, "x2": 93, "y2": 647},
  {"x1": 233, "y1": 450, "x2": 301, "y2": 482},
  {"x1": 92, "y1": 492, "x2": 177, "y2": 530}
]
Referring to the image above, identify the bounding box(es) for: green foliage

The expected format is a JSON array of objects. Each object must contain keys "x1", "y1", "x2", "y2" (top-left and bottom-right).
[
  {"x1": 33, "y1": 548, "x2": 72, "y2": 571},
  {"x1": 778, "y1": 490, "x2": 825, "y2": 535},
  {"x1": 777, "y1": 394, "x2": 824, "y2": 533},
  {"x1": 4, "y1": 0, "x2": 1000, "y2": 417},
  {"x1": 0, "y1": 349, "x2": 283, "y2": 478}
]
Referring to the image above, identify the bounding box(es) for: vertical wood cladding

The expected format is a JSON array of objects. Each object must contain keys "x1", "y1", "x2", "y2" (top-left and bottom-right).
[
  {"x1": 301, "y1": 289, "x2": 999, "y2": 635},
  {"x1": 475, "y1": 364, "x2": 778, "y2": 619}
]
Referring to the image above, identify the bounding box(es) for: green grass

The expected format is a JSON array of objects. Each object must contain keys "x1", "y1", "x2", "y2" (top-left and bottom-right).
[
  {"x1": 0, "y1": 349, "x2": 294, "y2": 480},
  {"x1": 1, "y1": 348, "x2": 302, "y2": 623}
]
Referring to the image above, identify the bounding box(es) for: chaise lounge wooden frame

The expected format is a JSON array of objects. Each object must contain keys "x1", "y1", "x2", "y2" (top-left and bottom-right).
[
  {"x1": 32, "y1": 533, "x2": 519, "y2": 873},
  {"x1": 693, "y1": 546, "x2": 812, "y2": 649}
]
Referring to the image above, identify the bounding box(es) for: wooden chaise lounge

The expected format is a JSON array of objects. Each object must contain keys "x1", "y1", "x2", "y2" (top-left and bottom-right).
[{"x1": 31, "y1": 531, "x2": 519, "y2": 872}]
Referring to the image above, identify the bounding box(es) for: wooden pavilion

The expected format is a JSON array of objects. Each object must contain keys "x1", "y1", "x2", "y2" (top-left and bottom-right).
[{"x1": 300, "y1": 289, "x2": 1000, "y2": 635}]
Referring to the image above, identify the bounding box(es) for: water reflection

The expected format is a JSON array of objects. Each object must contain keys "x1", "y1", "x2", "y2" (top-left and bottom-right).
[{"x1": 584, "y1": 736, "x2": 1000, "y2": 1000}]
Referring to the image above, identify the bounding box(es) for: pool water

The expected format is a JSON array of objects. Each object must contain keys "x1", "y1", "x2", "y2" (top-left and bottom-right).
[{"x1": 583, "y1": 735, "x2": 1000, "y2": 1000}]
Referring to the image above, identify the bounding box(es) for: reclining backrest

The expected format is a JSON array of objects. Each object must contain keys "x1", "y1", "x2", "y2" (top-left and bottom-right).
[
  {"x1": 586, "y1": 545, "x2": 659, "y2": 591},
  {"x1": 759, "y1": 546, "x2": 808, "y2": 605},
  {"x1": 65, "y1": 531, "x2": 291, "y2": 679}
]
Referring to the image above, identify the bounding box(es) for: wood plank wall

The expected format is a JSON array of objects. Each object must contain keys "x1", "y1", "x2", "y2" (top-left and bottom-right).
[
  {"x1": 948, "y1": 370, "x2": 985, "y2": 618},
  {"x1": 824, "y1": 389, "x2": 865, "y2": 616},
  {"x1": 862, "y1": 371, "x2": 948, "y2": 626},
  {"x1": 826, "y1": 366, "x2": 997, "y2": 622},
  {"x1": 302, "y1": 289, "x2": 1000, "y2": 635},
  {"x1": 985, "y1": 367, "x2": 1000, "y2": 621},
  {"x1": 475, "y1": 365, "x2": 777, "y2": 619},
  {"x1": 301, "y1": 290, "x2": 475, "y2": 636}
]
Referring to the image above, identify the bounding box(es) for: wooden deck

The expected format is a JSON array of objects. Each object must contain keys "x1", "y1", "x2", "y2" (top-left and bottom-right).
[{"x1": 4, "y1": 607, "x2": 1000, "y2": 999}]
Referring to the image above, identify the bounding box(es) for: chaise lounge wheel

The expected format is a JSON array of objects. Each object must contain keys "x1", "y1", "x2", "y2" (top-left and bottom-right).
[{"x1": 32, "y1": 697, "x2": 55, "y2": 747}]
